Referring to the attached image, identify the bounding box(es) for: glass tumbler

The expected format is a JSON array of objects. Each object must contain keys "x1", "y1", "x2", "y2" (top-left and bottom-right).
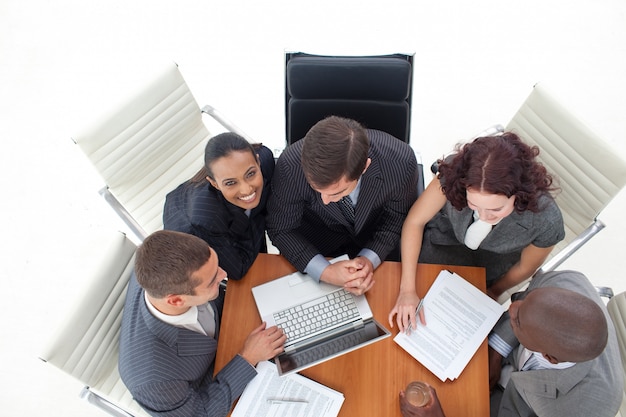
[{"x1": 405, "y1": 381, "x2": 432, "y2": 407}]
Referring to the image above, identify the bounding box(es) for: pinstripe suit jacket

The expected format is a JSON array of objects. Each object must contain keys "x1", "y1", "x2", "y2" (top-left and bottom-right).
[
  {"x1": 492, "y1": 270, "x2": 623, "y2": 417},
  {"x1": 266, "y1": 129, "x2": 418, "y2": 272},
  {"x1": 163, "y1": 146, "x2": 274, "y2": 280},
  {"x1": 119, "y1": 275, "x2": 256, "y2": 417}
]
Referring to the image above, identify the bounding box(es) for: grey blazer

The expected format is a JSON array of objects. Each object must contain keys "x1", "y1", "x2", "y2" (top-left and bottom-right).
[
  {"x1": 266, "y1": 129, "x2": 418, "y2": 272},
  {"x1": 420, "y1": 194, "x2": 564, "y2": 282},
  {"x1": 119, "y1": 275, "x2": 256, "y2": 417},
  {"x1": 492, "y1": 270, "x2": 623, "y2": 417}
]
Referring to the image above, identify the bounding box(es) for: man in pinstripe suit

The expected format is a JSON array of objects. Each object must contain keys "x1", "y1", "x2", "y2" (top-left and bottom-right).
[
  {"x1": 119, "y1": 230, "x2": 286, "y2": 417},
  {"x1": 267, "y1": 116, "x2": 419, "y2": 295}
]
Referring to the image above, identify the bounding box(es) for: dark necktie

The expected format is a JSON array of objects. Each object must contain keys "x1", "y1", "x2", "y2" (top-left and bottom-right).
[{"x1": 339, "y1": 196, "x2": 355, "y2": 225}]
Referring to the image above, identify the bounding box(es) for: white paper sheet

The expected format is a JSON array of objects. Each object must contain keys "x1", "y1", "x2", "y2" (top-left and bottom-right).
[
  {"x1": 394, "y1": 270, "x2": 506, "y2": 381},
  {"x1": 231, "y1": 361, "x2": 344, "y2": 417}
]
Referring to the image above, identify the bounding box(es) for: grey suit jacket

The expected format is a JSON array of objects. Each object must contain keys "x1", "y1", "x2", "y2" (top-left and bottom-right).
[
  {"x1": 420, "y1": 194, "x2": 564, "y2": 282},
  {"x1": 266, "y1": 129, "x2": 418, "y2": 272},
  {"x1": 492, "y1": 270, "x2": 623, "y2": 417},
  {"x1": 119, "y1": 275, "x2": 256, "y2": 417}
]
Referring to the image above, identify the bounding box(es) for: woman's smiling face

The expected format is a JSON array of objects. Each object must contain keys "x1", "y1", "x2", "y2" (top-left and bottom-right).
[{"x1": 207, "y1": 150, "x2": 263, "y2": 210}]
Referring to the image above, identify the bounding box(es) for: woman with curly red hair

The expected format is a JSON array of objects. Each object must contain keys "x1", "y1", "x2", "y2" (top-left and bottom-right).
[{"x1": 389, "y1": 132, "x2": 565, "y2": 333}]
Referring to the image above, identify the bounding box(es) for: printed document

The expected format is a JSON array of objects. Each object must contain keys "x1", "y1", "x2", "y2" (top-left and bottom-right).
[
  {"x1": 231, "y1": 361, "x2": 344, "y2": 417},
  {"x1": 394, "y1": 270, "x2": 505, "y2": 382}
]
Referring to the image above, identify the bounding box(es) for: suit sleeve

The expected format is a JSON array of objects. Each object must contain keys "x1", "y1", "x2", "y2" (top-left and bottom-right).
[
  {"x1": 265, "y1": 145, "x2": 323, "y2": 271},
  {"x1": 131, "y1": 355, "x2": 256, "y2": 417},
  {"x1": 360, "y1": 142, "x2": 418, "y2": 261}
]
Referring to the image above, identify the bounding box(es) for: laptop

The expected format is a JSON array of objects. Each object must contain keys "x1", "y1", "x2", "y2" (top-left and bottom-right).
[{"x1": 251, "y1": 259, "x2": 390, "y2": 375}]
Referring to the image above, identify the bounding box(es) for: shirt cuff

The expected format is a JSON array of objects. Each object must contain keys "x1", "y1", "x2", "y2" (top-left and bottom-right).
[
  {"x1": 358, "y1": 248, "x2": 381, "y2": 269},
  {"x1": 304, "y1": 254, "x2": 330, "y2": 283},
  {"x1": 488, "y1": 333, "x2": 514, "y2": 358}
]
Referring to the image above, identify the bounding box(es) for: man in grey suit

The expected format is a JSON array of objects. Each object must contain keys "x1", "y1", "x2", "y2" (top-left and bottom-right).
[
  {"x1": 398, "y1": 270, "x2": 624, "y2": 417},
  {"x1": 119, "y1": 230, "x2": 286, "y2": 417},
  {"x1": 267, "y1": 116, "x2": 419, "y2": 295}
]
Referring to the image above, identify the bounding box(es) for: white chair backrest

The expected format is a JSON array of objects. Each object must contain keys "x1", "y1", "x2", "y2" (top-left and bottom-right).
[
  {"x1": 506, "y1": 83, "x2": 626, "y2": 259},
  {"x1": 39, "y1": 231, "x2": 149, "y2": 417},
  {"x1": 72, "y1": 64, "x2": 210, "y2": 237},
  {"x1": 607, "y1": 292, "x2": 626, "y2": 416}
]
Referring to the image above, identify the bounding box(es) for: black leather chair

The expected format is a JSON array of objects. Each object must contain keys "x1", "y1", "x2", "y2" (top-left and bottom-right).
[{"x1": 285, "y1": 52, "x2": 414, "y2": 145}]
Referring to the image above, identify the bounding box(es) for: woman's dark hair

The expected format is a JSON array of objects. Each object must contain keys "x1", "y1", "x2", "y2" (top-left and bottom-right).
[
  {"x1": 190, "y1": 132, "x2": 260, "y2": 184},
  {"x1": 438, "y1": 132, "x2": 558, "y2": 213}
]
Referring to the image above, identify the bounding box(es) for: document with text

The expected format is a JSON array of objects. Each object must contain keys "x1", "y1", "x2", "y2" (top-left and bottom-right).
[
  {"x1": 394, "y1": 270, "x2": 506, "y2": 382},
  {"x1": 231, "y1": 361, "x2": 344, "y2": 417}
]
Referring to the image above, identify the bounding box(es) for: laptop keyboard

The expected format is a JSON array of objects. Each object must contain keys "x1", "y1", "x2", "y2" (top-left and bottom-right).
[{"x1": 274, "y1": 289, "x2": 360, "y2": 345}]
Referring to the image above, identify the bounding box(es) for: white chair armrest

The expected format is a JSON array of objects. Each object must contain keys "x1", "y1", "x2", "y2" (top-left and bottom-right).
[
  {"x1": 201, "y1": 105, "x2": 254, "y2": 143},
  {"x1": 539, "y1": 219, "x2": 606, "y2": 273},
  {"x1": 80, "y1": 387, "x2": 135, "y2": 417}
]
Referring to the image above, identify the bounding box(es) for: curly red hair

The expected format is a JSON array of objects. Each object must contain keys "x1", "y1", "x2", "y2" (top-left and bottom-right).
[{"x1": 438, "y1": 132, "x2": 558, "y2": 213}]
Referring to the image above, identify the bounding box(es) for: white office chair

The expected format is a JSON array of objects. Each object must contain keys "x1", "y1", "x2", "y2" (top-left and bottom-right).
[
  {"x1": 72, "y1": 63, "x2": 252, "y2": 241},
  {"x1": 39, "y1": 231, "x2": 149, "y2": 417},
  {"x1": 607, "y1": 291, "x2": 626, "y2": 417},
  {"x1": 507, "y1": 84, "x2": 626, "y2": 273},
  {"x1": 490, "y1": 84, "x2": 626, "y2": 303}
]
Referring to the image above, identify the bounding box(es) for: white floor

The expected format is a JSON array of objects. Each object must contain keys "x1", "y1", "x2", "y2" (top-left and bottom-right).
[{"x1": 2, "y1": 1, "x2": 626, "y2": 416}]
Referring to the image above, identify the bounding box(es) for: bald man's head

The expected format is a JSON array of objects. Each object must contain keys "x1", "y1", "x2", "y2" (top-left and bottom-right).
[{"x1": 509, "y1": 287, "x2": 608, "y2": 363}]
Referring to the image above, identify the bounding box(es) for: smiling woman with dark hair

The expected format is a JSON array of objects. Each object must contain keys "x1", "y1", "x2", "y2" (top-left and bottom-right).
[
  {"x1": 163, "y1": 132, "x2": 275, "y2": 280},
  {"x1": 389, "y1": 132, "x2": 565, "y2": 333}
]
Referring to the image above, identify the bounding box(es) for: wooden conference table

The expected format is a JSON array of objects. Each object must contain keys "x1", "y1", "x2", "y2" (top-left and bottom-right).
[{"x1": 214, "y1": 254, "x2": 489, "y2": 417}]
